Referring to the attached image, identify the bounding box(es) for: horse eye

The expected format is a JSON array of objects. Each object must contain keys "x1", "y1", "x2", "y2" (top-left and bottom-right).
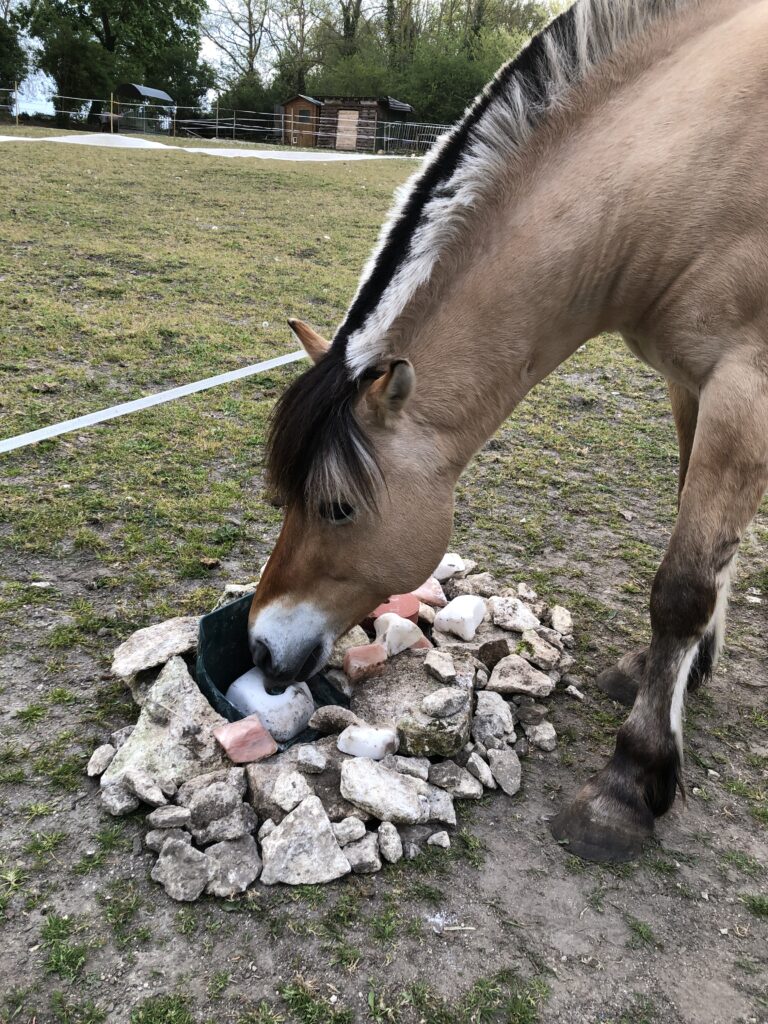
[{"x1": 319, "y1": 501, "x2": 355, "y2": 523}]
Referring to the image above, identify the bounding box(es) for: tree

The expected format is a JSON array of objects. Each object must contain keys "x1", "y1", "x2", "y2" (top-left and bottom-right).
[
  {"x1": 203, "y1": 0, "x2": 268, "y2": 86},
  {"x1": 0, "y1": 2, "x2": 28, "y2": 88}
]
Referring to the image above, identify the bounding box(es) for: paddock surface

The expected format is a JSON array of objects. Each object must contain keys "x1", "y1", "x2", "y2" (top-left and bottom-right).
[{"x1": 0, "y1": 128, "x2": 766, "y2": 1024}]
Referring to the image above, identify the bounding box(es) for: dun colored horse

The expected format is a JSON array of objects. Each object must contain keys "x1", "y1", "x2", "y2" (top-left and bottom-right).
[{"x1": 249, "y1": 0, "x2": 768, "y2": 861}]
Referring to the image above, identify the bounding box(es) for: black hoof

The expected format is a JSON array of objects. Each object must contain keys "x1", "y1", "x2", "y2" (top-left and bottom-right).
[
  {"x1": 596, "y1": 666, "x2": 640, "y2": 707},
  {"x1": 550, "y1": 780, "x2": 653, "y2": 863}
]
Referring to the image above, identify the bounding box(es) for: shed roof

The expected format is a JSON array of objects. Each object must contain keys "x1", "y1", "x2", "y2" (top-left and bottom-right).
[
  {"x1": 116, "y1": 84, "x2": 175, "y2": 104},
  {"x1": 383, "y1": 96, "x2": 413, "y2": 113},
  {"x1": 283, "y1": 94, "x2": 324, "y2": 107}
]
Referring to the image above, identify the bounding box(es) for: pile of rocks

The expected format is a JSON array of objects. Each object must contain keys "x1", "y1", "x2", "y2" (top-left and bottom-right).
[{"x1": 87, "y1": 554, "x2": 577, "y2": 900}]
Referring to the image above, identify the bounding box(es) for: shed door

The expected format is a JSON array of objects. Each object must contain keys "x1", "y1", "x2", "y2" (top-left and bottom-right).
[
  {"x1": 295, "y1": 106, "x2": 315, "y2": 147},
  {"x1": 336, "y1": 109, "x2": 359, "y2": 151}
]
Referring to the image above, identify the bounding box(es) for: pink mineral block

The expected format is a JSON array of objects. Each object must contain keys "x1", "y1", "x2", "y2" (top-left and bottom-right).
[
  {"x1": 213, "y1": 714, "x2": 278, "y2": 764},
  {"x1": 343, "y1": 642, "x2": 388, "y2": 683},
  {"x1": 366, "y1": 594, "x2": 420, "y2": 626},
  {"x1": 410, "y1": 577, "x2": 448, "y2": 608}
]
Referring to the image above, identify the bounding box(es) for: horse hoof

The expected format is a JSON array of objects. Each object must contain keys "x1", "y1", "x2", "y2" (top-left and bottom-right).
[
  {"x1": 596, "y1": 665, "x2": 640, "y2": 707},
  {"x1": 549, "y1": 784, "x2": 653, "y2": 863}
]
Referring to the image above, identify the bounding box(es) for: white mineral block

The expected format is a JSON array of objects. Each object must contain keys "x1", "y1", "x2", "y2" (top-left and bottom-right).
[
  {"x1": 337, "y1": 724, "x2": 399, "y2": 761},
  {"x1": 226, "y1": 667, "x2": 314, "y2": 744},
  {"x1": 433, "y1": 595, "x2": 486, "y2": 642},
  {"x1": 374, "y1": 613, "x2": 425, "y2": 656},
  {"x1": 433, "y1": 553, "x2": 466, "y2": 581}
]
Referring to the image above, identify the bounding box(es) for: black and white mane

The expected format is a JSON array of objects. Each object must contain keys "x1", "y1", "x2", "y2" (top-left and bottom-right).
[{"x1": 266, "y1": 0, "x2": 690, "y2": 513}]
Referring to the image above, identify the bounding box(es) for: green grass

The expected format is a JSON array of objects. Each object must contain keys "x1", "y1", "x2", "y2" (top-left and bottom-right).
[
  {"x1": 624, "y1": 915, "x2": 663, "y2": 950},
  {"x1": 41, "y1": 913, "x2": 89, "y2": 981},
  {"x1": 741, "y1": 893, "x2": 768, "y2": 918},
  {"x1": 130, "y1": 995, "x2": 195, "y2": 1024},
  {"x1": 278, "y1": 978, "x2": 353, "y2": 1024}
]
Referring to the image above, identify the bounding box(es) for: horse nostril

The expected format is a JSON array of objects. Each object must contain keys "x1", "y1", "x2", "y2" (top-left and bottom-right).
[{"x1": 251, "y1": 638, "x2": 274, "y2": 675}]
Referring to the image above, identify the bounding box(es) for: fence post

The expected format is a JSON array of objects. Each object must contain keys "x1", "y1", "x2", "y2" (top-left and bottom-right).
[
  {"x1": 233, "y1": 109, "x2": 236, "y2": 141},
  {"x1": 110, "y1": 92, "x2": 114, "y2": 133},
  {"x1": 215, "y1": 100, "x2": 219, "y2": 140},
  {"x1": 14, "y1": 81, "x2": 19, "y2": 126}
]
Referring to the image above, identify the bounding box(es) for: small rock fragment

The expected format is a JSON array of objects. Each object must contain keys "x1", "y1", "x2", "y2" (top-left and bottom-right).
[
  {"x1": 488, "y1": 596, "x2": 540, "y2": 633},
  {"x1": 433, "y1": 553, "x2": 466, "y2": 581},
  {"x1": 377, "y1": 822, "x2": 403, "y2": 863},
  {"x1": 332, "y1": 816, "x2": 367, "y2": 846},
  {"x1": 418, "y1": 602, "x2": 436, "y2": 625},
  {"x1": 450, "y1": 572, "x2": 498, "y2": 598},
  {"x1": 565, "y1": 684, "x2": 585, "y2": 701},
  {"x1": 517, "y1": 583, "x2": 538, "y2": 602},
  {"x1": 466, "y1": 752, "x2": 496, "y2": 789},
  {"x1": 424, "y1": 650, "x2": 456, "y2": 685},
  {"x1": 327, "y1": 625, "x2": 371, "y2": 669},
  {"x1": 151, "y1": 838, "x2": 210, "y2": 901},
  {"x1": 308, "y1": 705, "x2": 364, "y2": 734},
  {"x1": 487, "y1": 655, "x2": 555, "y2": 698},
  {"x1": 146, "y1": 805, "x2": 192, "y2": 829},
  {"x1": 428, "y1": 760, "x2": 483, "y2": 799},
  {"x1": 549, "y1": 605, "x2": 574, "y2": 636},
  {"x1": 258, "y1": 818, "x2": 276, "y2": 841},
  {"x1": 297, "y1": 744, "x2": 328, "y2": 774},
  {"x1": 427, "y1": 831, "x2": 451, "y2": 848},
  {"x1": 205, "y1": 835, "x2": 262, "y2": 897},
  {"x1": 272, "y1": 770, "x2": 313, "y2": 812},
  {"x1": 411, "y1": 576, "x2": 448, "y2": 607},
  {"x1": 343, "y1": 643, "x2": 388, "y2": 683},
  {"x1": 176, "y1": 767, "x2": 246, "y2": 805},
  {"x1": 345, "y1": 832, "x2": 382, "y2": 874},
  {"x1": 337, "y1": 724, "x2": 399, "y2": 760},
  {"x1": 260, "y1": 796, "x2": 350, "y2": 885},
  {"x1": 374, "y1": 613, "x2": 426, "y2": 656},
  {"x1": 520, "y1": 630, "x2": 561, "y2": 672},
  {"x1": 213, "y1": 715, "x2": 278, "y2": 765},
  {"x1": 421, "y1": 687, "x2": 469, "y2": 720},
  {"x1": 340, "y1": 758, "x2": 452, "y2": 825},
  {"x1": 145, "y1": 828, "x2": 192, "y2": 853},
  {"x1": 110, "y1": 726, "x2": 134, "y2": 750},
  {"x1": 487, "y1": 748, "x2": 522, "y2": 796},
  {"x1": 123, "y1": 769, "x2": 168, "y2": 808},
  {"x1": 524, "y1": 721, "x2": 558, "y2": 752},
  {"x1": 386, "y1": 755, "x2": 430, "y2": 781},
  {"x1": 100, "y1": 780, "x2": 140, "y2": 816},
  {"x1": 189, "y1": 781, "x2": 258, "y2": 844},
  {"x1": 433, "y1": 595, "x2": 486, "y2": 642},
  {"x1": 87, "y1": 744, "x2": 116, "y2": 777}
]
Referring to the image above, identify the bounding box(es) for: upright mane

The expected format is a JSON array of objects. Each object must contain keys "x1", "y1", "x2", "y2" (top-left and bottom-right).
[{"x1": 267, "y1": 0, "x2": 693, "y2": 513}]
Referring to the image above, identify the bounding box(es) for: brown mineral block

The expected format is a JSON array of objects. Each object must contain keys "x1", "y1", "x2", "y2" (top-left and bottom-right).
[{"x1": 343, "y1": 643, "x2": 388, "y2": 683}]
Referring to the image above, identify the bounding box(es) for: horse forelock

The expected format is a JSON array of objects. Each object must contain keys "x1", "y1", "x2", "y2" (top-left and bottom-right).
[{"x1": 266, "y1": 345, "x2": 381, "y2": 515}]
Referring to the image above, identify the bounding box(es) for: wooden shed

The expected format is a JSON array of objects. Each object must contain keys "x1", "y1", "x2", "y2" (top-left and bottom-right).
[
  {"x1": 281, "y1": 94, "x2": 323, "y2": 147},
  {"x1": 317, "y1": 96, "x2": 414, "y2": 152}
]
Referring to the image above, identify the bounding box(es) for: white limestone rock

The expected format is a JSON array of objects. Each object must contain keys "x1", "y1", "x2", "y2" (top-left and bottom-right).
[
  {"x1": 488, "y1": 597, "x2": 540, "y2": 633},
  {"x1": 344, "y1": 832, "x2": 382, "y2": 874},
  {"x1": 427, "y1": 760, "x2": 483, "y2": 800},
  {"x1": 205, "y1": 835, "x2": 262, "y2": 896},
  {"x1": 427, "y1": 831, "x2": 451, "y2": 848},
  {"x1": 296, "y1": 744, "x2": 328, "y2": 774},
  {"x1": 101, "y1": 780, "x2": 140, "y2": 817},
  {"x1": 383, "y1": 754, "x2": 430, "y2": 781},
  {"x1": 487, "y1": 655, "x2": 555, "y2": 699},
  {"x1": 424, "y1": 650, "x2": 456, "y2": 685},
  {"x1": 188, "y1": 781, "x2": 257, "y2": 845},
  {"x1": 466, "y1": 752, "x2": 496, "y2": 789},
  {"x1": 549, "y1": 605, "x2": 574, "y2": 636},
  {"x1": 377, "y1": 822, "x2": 403, "y2": 864},
  {"x1": 487, "y1": 748, "x2": 522, "y2": 796},
  {"x1": 340, "y1": 758, "x2": 455, "y2": 825},
  {"x1": 151, "y1": 838, "x2": 210, "y2": 901},
  {"x1": 87, "y1": 744, "x2": 116, "y2": 777},
  {"x1": 146, "y1": 805, "x2": 191, "y2": 829},
  {"x1": 332, "y1": 816, "x2": 367, "y2": 846},
  {"x1": 123, "y1": 768, "x2": 168, "y2": 808},
  {"x1": 520, "y1": 630, "x2": 560, "y2": 672},
  {"x1": 272, "y1": 770, "x2": 312, "y2": 812},
  {"x1": 260, "y1": 796, "x2": 351, "y2": 885},
  {"x1": 524, "y1": 720, "x2": 558, "y2": 752},
  {"x1": 145, "y1": 828, "x2": 191, "y2": 853},
  {"x1": 433, "y1": 595, "x2": 486, "y2": 642},
  {"x1": 111, "y1": 616, "x2": 199, "y2": 680}
]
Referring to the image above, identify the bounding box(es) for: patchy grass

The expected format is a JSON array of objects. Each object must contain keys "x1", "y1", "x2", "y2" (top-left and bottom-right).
[
  {"x1": 129, "y1": 995, "x2": 195, "y2": 1024},
  {"x1": 41, "y1": 913, "x2": 89, "y2": 981}
]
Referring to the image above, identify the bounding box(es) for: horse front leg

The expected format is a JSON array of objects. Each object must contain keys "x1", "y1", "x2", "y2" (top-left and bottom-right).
[{"x1": 552, "y1": 359, "x2": 768, "y2": 861}]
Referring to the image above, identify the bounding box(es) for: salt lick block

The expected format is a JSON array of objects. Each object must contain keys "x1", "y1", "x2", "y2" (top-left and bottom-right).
[
  {"x1": 337, "y1": 724, "x2": 399, "y2": 760},
  {"x1": 433, "y1": 595, "x2": 486, "y2": 642},
  {"x1": 433, "y1": 553, "x2": 466, "y2": 582},
  {"x1": 366, "y1": 593, "x2": 420, "y2": 625},
  {"x1": 225, "y1": 668, "x2": 314, "y2": 744},
  {"x1": 373, "y1": 613, "x2": 426, "y2": 656},
  {"x1": 343, "y1": 643, "x2": 388, "y2": 684},
  {"x1": 410, "y1": 577, "x2": 447, "y2": 608},
  {"x1": 213, "y1": 714, "x2": 278, "y2": 764}
]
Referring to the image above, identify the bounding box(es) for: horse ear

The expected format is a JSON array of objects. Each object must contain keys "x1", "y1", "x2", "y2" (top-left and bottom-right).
[
  {"x1": 288, "y1": 318, "x2": 330, "y2": 364},
  {"x1": 368, "y1": 359, "x2": 415, "y2": 418}
]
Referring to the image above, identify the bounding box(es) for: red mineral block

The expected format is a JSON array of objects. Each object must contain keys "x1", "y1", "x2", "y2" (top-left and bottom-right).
[
  {"x1": 343, "y1": 642, "x2": 388, "y2": 683},
  {"x1": 410, "y1": 577, "x2": 447, "y2": 608},
  {"x1": 366, "y1": 593, "x2": 420, "y2": 626},
  {"x1": 213, "y1": 714, "x2": 278, "y2": 764}
]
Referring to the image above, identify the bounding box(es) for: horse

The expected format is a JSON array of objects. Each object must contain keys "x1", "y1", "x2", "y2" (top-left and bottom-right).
[{"x1": 248, "y1": 0, "x2": 768, "y2": 862}]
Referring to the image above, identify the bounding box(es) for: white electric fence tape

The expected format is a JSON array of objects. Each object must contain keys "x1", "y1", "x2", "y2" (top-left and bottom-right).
[{"x1": 0, "y1": 349, "x2": 306, "y2": 455}]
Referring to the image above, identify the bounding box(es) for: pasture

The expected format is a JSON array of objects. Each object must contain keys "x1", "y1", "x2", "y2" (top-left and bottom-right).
[{"x1": 0, "y1": 131, "x2": 766, "y2": 1024}]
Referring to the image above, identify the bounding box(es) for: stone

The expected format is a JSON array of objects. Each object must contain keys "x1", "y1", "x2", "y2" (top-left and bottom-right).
[
  {"x1": 337, "y1": 724, "x2": 399, "y2": 760},
  {"x1": 101, "y1": 780, "x2": 140, "y2": 816},
  {"x1": 487, "y1": 655, "x2": 555, "y2": 698},
  {"x1": 177, "y1": 767, "x2": 246, "y2": 805},
  {"x1": 225, "y1": 669, "x2": 314, "y2": 743},
  {"x1": 520, "y1": 630, "x2": 560, "y2": 672},
  {"x1": 368, "y1": 594, "x2": 420, "y2": 624},
  {"x1": 151, "y1": 838, "x2": 210, "y2": 901},
  {"x1": 475, "y1": 691, "x2": 517, "y2": 734},
  {"x1": 515, "y1": 702, "x2": 549, "y2": 726},
  {"x1": 332, "y1": 816, "x2": 367, "y2": 846},
  {"x1": 212, "y1": 583, "x2": 257, "y2": 610},
  {"x1": 471, "y1": 719, "x2": 505, "y2": 749},
  {"x1": 418, "y1": 602, "x2": 436, "y2": 626},
  {"x1": 374, "y1": 613, "x2": 426, "y2": 656},
  {"x1": 212, "y1": 715, "x2": 278, "y2": 765},
  {"x1": 427, "y1": 831, "x2": 451, "y2": 848},
  {"x1": 193, "y1": 803, "x2": 258, "y2": 846},
  {"x1": 514, "y1": 737, "x2": 530, "y2": 757},
  {"x1": 272, "y1": 771, "x2": 312, "y2": 812},
  {"x1": 524, "y1": 720, "x2": 558, "y2": 751},
  {"x1": 246, "y1": 735, "x2": 363, "y2": 823},
  {"x1": 345, "y1": 832, "x2": 382, "y2": 874},
  {"x1": 123, "y1": 768, "x2": 168, "y2": 807},
  {"x1": 205, "y1": 835, "x2": 262, "y2": 897},
  {"x1": 326, "y1": 668, "x2": 354, "y2": 699},
  {"x1": 421, "y1": 687, "x2": 469, "y2": 720},
  {"x1": 466, "y1": 752, "x2": 496, "y2": 789},
  {"x1": 101, "y1": 658, "x2": 229, "y2": 790},
  {"x1": 565, "y1": 684, "x2": 586, "y2": 701},
  {"x1": 377, "y1": 822, "x2": 403, "y2": 863},
  {"x1": 517, "y1": 583, "x2": 538, "y2": 602},
  {"x1": 258, "y1": 818, "x2": 276, "y2": 841},
  {"x1": 487, "y1": 748, "x2": 522, "y2": 796},
  {"x1": 189, "y1": 781, "x2": 257, "y2": 844},
  {"x1": 340, "y1": 758, "x2": 455, "y2": 825},
  {"x1": 308, "y1": 706, "x2": 364, "y2": 734},
  {"x1": 146, "y1": 805, "x2": 191, "y2": 829},
  {"x1": 450, "y1": 572, "x2": 498, "y2": 598},
  {"x1": 433, "y1": 553, "x2": 466, "y2": 581},
  {"x1": 477, "y1": 636, "x2": 516, "y2": 670},
  {"x1": 424, "y1": 650, "x2": 456, "y2": 685},
  {"x1": 145, "y1": 828, "x2": 192, "y2": 853},
  {"x1": 297, "y1": 744, "x2": 328, "y2": 774},
  {"x1": 488, "y1": 597, "x2": 540, "y2": 633},
  {"x1": 433, "y1": 595, "x2": 486, "y2": 642},
  {"x1": 327, "y1": 625, "x2": 370, "y2": 669},
  {"x1": 385, "y1": 755, "x2": 430, "y2": 781},
  {"x1": 535, "y1": 626, "x2": 564, "y2": 651},
  {"x1": 549, "y1": 605, "x2": 574, "y2": 636},
  {"x1": 260, "y1": 796, "x2": 351, "y2": 885},
  {"x1": 343, "y1": 643, "x2": 388, "y2": 683},
  {"x1": 411, "y1": 577, "x2": 448, "y2": 607},
  {"x1": 110, "y1": 726, "x2": 133, "y2": 750},
  {"x1": 427, "y1": 760, "x2": 483, "y2": 799},
  {"x1": 87, "y1": 744, "x2": 116, "y2": 777},
  {"x1": 352, "y1": 656, "x2": 471, "y2": 758},
  {"x1": 111, "y1": 616, "x2": 199, "y2": 680}
]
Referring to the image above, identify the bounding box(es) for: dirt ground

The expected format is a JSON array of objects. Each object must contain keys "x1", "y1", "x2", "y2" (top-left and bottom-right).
[{"x1": 0, "y1": 131, "x2": 766, "y2": 1024}]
